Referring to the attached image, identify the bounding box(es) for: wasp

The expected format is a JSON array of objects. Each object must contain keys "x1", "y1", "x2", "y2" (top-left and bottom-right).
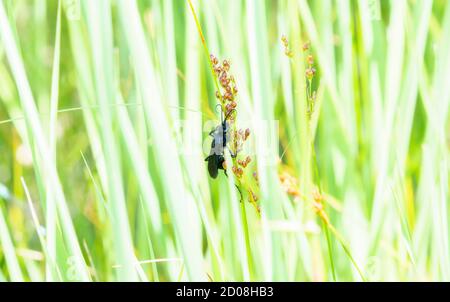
[{"x1": 205, "y1": 105, "x2": 236, "y2": 179}]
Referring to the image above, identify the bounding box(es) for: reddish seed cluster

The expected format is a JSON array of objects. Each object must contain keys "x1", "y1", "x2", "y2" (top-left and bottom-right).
[
  {"x1": 232, "y1": 166, "x2": 244, "y2": 178},
  {"x1": 244, "y1": 128, "x2": 250, "y2": 140},
  {"x1": 281, "y1": 37, "x2": 311, "y2": 57},
  {"x1": 210, "y1": 54, "x2": 238, "y2": 119},
  {"x1": 312, "y1": 188, "x2": 324, "y2": 204},
  {"x1": 305, "y1": 67, "x2": 316, "y2": 80},
  {"x1": 305, "y1": 54, "x2": 316, "y2": 80},
  {"x1": 302, "y1": 41, "x2": 310, "y2": 52},
  {"x1": 231, "y1": 129, "x2": 251, "y2": 178},
  {"x1": 232, "y1": 128, "x2": 251, "y2": 156},
  {"x1": 311, "y1": 188, "x2": 329, "y2": 224},
  {"x1": 281, "y1": 35, "x2": 293, "y2": 58},
  {"x1": 279, "y1": 172, "x2": 301, "y2": 197},
  {"x1": 238, "y1": 156, "x2": 252, "y2": 168},
  {"x1": 301, "y1": 43, "x2": 318, "y2": 116},
  {"x1": 248, "y1": 189, "x2": 260, "y2": 213},
  {"x1": 210, "y1": 54, "x2": 259, "y2": 208}
]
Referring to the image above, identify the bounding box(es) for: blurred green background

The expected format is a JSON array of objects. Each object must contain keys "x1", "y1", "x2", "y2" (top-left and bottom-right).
[{"x1": 0, "y1": 0, "x2": 449, "y2": 281}]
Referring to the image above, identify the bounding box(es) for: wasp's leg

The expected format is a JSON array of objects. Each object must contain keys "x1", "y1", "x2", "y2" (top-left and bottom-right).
[
  {"x1": 227, "y1": 148, "x2": 238, "y2": 158},
  {"x1": 235, "y1": 185, "x2": 243, "y2": 202}
]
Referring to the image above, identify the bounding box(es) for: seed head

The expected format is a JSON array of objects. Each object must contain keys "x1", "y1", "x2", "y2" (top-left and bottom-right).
[
  {"x1": 244, "y1": 128, "x2": 250, "y2": 140},
  {"x1": 237, "y1": 159, "x2": 245, "y2": 167},
  {"x1": 224, "y1": 91, "x2": 233, "y2": 101},
  {"x1": 279, "y1": 172, "x2": 301, "y2": 197},
  {"x1": 306, "y1": 67, "x2": 316, "y2": 80},
  {"x1": 307, "y1": 54, "x2": 314, "y2": 66},
  {"x1": 281, "y1": 35, "x2": 288, "y2": 47},
  {"x1": 232, "y1": 166, "x2": 243, "y2": 178},
  {"x1": 223, "y1": 60, "x2": 230, "y2": 72},
  {"x1": 210, "y1": 54, "x2": 219, "y2": 65},
  {"x1": 312, "y1": 188, "x2": 324, "y2": 203},
  {"x1": 302, "y1": 41, "x2": 310, "y2": 51},
  {"x1": 281, "y1": 35, "x2": 294, "y2": 58}
]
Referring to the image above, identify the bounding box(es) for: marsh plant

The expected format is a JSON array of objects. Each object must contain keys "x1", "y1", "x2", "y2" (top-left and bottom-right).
[{"x1": 0, "y1": 0, "x2": 449, "y2": 282}]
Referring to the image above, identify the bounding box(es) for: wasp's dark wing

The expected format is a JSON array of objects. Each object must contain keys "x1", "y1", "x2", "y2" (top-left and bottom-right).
[{"x1": 205, "y1": 155, "x2": 219, "y2": 179}]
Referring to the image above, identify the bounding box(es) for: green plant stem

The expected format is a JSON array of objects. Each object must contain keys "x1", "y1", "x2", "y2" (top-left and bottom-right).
[
  {"x1": 327, "y1": 223, "x2": 367, "y2": 282},
  {"x1": 240, "y1": 197, "x2": 254, "y2": 280},
  {"x1": 323, "y1": 220, "x2": 336, "y2": 281},
  {"x1": 187, "y1": 0, "x2": 224, "y2": 108},
  {"x1": 187, "y1": 0, "x2": 253, "y2": 281}
]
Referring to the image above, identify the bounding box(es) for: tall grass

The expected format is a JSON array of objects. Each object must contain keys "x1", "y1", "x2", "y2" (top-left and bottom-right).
[{"x1": 0, "y1": 0, "x2": 448, "y2": 281}]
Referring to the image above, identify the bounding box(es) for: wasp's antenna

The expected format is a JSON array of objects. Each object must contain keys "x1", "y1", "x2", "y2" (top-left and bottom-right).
[{"x1": 214, "y1": 103, "x2": 224, "y2": 123}]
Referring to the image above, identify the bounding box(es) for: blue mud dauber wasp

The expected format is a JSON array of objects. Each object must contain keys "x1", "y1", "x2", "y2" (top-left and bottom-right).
[
  {"x1": 205, "y1": 104, "x2": 244, "y2": 201},
  {"x1": 204, "y1": 104, "x2": 237, "y2": 179}
]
